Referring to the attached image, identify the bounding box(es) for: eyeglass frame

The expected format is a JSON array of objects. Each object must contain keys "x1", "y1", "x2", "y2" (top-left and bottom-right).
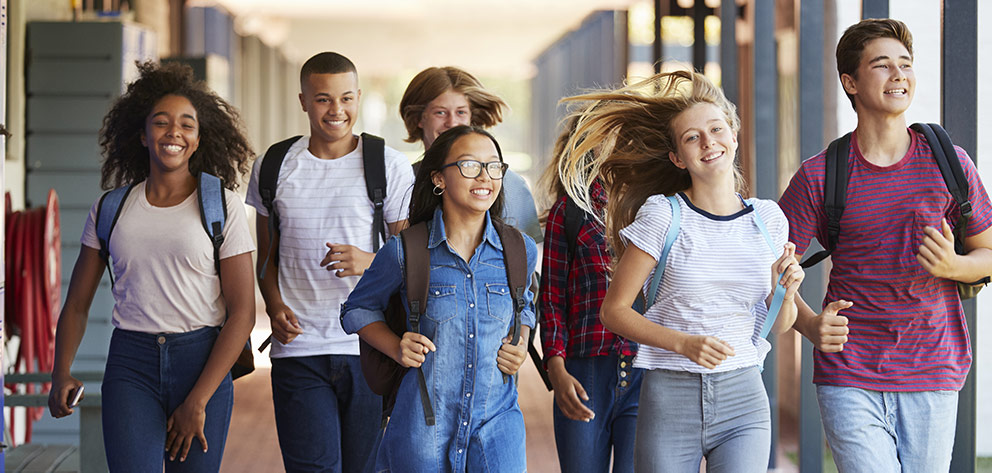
[{"x1": 437, "y1": 159, "x2": 510, "y2": 180}]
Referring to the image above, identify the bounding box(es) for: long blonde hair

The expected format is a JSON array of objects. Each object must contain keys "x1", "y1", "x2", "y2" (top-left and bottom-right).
[{"x1": 556, "y1": 70, "x2": 744, "y2": 259}]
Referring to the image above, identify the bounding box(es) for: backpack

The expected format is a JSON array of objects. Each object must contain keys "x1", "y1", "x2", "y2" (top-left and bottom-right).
[
  {"x1": 359, "y1": 220, "x2": 529, "y2": 426},
  {"x1": 798, "y1": 123, "x2": 990, "y2": 299},
  {"x1": 644, "y1": 196, "x2": 786, "y2": 344},
  {"x1": 256, "y1": 133, "x2": 388, "y2": 279},
  {"x1": 95, "y1": 172, "x2": 254, "y2": 380}
]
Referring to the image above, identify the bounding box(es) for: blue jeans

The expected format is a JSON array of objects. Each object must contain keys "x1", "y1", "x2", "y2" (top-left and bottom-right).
[
  {"x1": 634, "y1": 367, "x2": 770, "y2": 473},
  {"x1": 816, "y1": 385, "x2": 958, "y2": 473},
  {"x1": 102, "y1": 327, "x2": 233, "y2": 473},
  {"x1": 553, "y1": 354, "x2": 641, "y2": 473},
  {"x1": 271, "y1": 354, "x2": 381, "y2": 473}
]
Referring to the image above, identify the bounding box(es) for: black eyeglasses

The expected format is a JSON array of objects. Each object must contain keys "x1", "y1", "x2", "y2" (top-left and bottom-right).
[{"x1": 439, "y1": 160, "x2": 509, "y2": 179}]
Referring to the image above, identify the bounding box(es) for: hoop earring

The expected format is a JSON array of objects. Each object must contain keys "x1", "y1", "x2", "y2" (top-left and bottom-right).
[{"x1": 432, "y1": 185, "x2": 444, "y2": 196}]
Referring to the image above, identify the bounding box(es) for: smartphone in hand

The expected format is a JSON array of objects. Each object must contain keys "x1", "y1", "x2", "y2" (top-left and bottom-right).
[{"x1": 69, "y1": 385, "x2": 85, "y2": 408}]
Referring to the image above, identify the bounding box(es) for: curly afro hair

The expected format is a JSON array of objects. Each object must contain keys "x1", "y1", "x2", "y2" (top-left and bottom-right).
[{"x1": 99, "y1": 61, "x2": 253, "y2": 190}]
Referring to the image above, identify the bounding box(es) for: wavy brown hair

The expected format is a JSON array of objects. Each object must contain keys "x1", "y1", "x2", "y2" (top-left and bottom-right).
[
  {"x1": 556, "y1": 70, "x2": 744, "y2": 259},
  {"x1": 399, "y1": 67, "x2": 507, "y2": 144},
  {"x1": 409, "y1": 125, "x2": 506, "y2": 227},
  {"x1": 99, "y1": 61, "x2": 253, "y2": 190}
]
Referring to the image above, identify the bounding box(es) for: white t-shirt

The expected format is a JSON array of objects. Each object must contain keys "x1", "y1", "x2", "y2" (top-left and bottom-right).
[
  {"x1": 619, "y1": 193, "x2": 788, "y2": 373},
  {"x1": 81, "y1": 182, "x2": 256, "y2": 334},
  {"x1": 246, "y1": 136, "x2": 415, "y2": 358}
]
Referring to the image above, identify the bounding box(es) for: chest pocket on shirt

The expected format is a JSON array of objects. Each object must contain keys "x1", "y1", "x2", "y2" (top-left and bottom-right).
[
  {"x1": 486, "y1": 283, "x2": 513, "y2": 323},
  {"x1": 425, "y1": 284, "x2": 458, "y2": 325}
]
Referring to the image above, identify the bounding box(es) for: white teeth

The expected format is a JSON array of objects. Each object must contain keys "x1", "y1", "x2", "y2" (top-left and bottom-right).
[
  {"x1": 885, "y1": 89, "x2": 906, "y2": 95},
  {"x1": 328, "y1": 119, "x2": 346, "y2": 125},
  {"x1": 163, "y1": 145, "x2": 183, "y2": 153},
  {"x1": 471, "y1": 189, "x2": 491, "y2": 195}
]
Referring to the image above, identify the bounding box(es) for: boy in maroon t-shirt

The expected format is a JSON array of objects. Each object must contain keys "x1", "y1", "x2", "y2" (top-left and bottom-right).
[{"x1": 778, "y1": 18, "x2": 992, "y2": 472}]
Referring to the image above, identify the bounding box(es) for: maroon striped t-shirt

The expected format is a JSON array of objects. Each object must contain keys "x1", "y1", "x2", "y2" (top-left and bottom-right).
[{"x1": 779, "y1": 128, "x2": 992, "y2": 391}]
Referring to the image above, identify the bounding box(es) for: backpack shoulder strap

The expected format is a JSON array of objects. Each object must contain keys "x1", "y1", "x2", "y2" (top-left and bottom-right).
[
  {"x1": 362, "y1": 133, "x2": 388, "y2": 252},
  {"x1": 256, "y1": 135, "x2": 303, "y2": 279},
  {"x1": 494, "y1": 222, "x2": 528, "y2": 346},
  {"x1": 800, "y1": 132, "x2": 852, "y2": 268},
  {"x1": 563, "y1": 196, "x2": 585, "y2": 263},
  {"x1": 911, "y1": 123, "x2": 972, "y2": 219},
  {"x1": 95, "y1": 183, "x2": 137, "y2": 286},
  {"x1": 644, "y1": 195, "x2": 681, "y2": 310},
  {"x1": 197, "y1": 172, "x2": 227, "y2": 277},
  {"x1": 398, "y1": 221, "x2": 434, "y2": 426},
  {"x1": 745, "y1": 198, "x2": 787, "y2": 340}
]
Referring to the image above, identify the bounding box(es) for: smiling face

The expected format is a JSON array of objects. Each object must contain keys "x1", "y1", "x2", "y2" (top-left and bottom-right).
[
  {"x1": 668, "y1": 102, "x2": 738, "y2": 182},
  {"x1": 420, "y1": 89, "x2": 472, "y2": 149},
  {"x1": 140, "y1": 94, "x2": 200, "y2": 176},
  {"x1": 842, "y1": 37, "x2": 915, "y2": 117},
  {"x1": 299, "y1": 71, "x2": 361, "y2": 147},
  {"x1": 432, "y1": 132, "x2": 503, "y2": 216}
]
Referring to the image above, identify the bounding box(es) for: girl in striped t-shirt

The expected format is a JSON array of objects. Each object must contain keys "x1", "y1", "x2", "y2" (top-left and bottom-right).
[{"x1": 557, "y1": 70, "x2": 805, "y2": 472}]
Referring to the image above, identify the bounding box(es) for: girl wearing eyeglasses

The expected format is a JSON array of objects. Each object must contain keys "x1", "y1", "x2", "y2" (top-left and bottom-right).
[{"x1": 341, "y1": 125, "x2": 537, "y2": 472}]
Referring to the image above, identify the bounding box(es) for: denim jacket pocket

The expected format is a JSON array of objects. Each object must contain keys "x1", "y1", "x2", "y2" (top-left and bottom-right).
[
  {"x1": 485, "y1": 283, "x2": 513, "y2": 323},
  {"x1": 424, "y1": 284, "x2": 459, "y2": 325}
]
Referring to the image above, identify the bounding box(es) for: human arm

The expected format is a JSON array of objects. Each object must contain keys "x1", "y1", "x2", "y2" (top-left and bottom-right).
[
  {"x1": 256, "y1": 215, "x2": 303, "y2": 343},
  {"x1": 917, "y1": 221, "x2": 992, "y2": 283},
  {"x1": 166, "y1": 251, "x2": 255, "y2": 462},
  {"x1": 48, "y1": 246, "x2": 105, "y2": 418},
  {"x1": 497, "y1": 325, "x2": 530, "y2": 376},
  {"x1": 766, "y1": 243, "x2": 803, "y2": 334},
  {"x1": 600, "y1": 245, "x2": 735, "y2": 370},
  {"x1": 319, "y1": 220, "x2": 410, "y2": 278}
]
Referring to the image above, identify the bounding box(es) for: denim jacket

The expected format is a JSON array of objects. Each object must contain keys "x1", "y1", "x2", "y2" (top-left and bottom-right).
[{"x1": 341, "y1": 207, "x2": 537, "y2": 472}]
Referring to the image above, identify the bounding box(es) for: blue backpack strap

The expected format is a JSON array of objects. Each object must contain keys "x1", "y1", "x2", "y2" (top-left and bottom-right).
[
  {"x1": 197, "y1": 172, "x2": 227, "y2": 277},
  {"x1": 95, "y1": 183, "x2": 137, "y2": 286},
  {"x1": 644, "y1": 195, "x2": 681, "y2": 310},
  {"x1": 745, "y1": 198, "x2": 786, "y2": 340}
]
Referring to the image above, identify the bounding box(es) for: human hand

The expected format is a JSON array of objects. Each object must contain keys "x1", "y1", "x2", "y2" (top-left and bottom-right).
[
  {"x1": 807, "y1": 300, "x2": 852, "y2": 352},
  {"x1": 48, "y1": 374, "x2": 83, "y2": 418},
  {"x1": 267, "y1": 303, "x2": 303, "y2": 344},
  {"x1": 547, "y1": 358, "x2": 595, "y2": 422},
  {"x1": 321, "y1": 243, "x2": 375, "y2": 277},
  {"x1": 917, "y1": 220, "x2": 959, "y2": 280},
  {"x1": 166, "y1": 400, "x2": 208, "y2": 462},
  {"x1": 678, "y1": 335, "x2": 735, "y2": 369},
  {"x1": 497, "y1": 334, "x2": 527, "y2": 376},
  {"x1": 772, "y1": 243, "x2": 805, "y2": 300},
  {"x1": 398, "y1": 332, "x2": 436, "y2": 368}
]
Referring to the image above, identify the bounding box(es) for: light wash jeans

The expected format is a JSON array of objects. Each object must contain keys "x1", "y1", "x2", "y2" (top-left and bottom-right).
[
  {"x1": 816, "y1": 384, "x2": 958, "y2": 473},
  {"x1": 634, "y1": 366, "x2": 770, "y2": 473}
]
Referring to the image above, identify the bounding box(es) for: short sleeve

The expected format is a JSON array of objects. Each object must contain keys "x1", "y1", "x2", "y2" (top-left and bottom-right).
[
  {"x1": 245, "y1": 153, "x2": 267, "y2": 216},
  {"x1": 80, "y1": 197, "x2": 101, "y2": 250},
  {"x1": 778, "y1": 158, "x2": 824, "y2": 255},
  {"x1": 219, "y1": 189, "x2": 257, "y2": 259},
  {"x1": 956, "y1": 146, "x2": 992, "y2": 237},
  {"x1": 618, "y1": 194, "x2": 674, "y2": 261},
  {"x1": 754, "y1": 200, "x2": 790, "y2": 252},
  {"x1": 383, "y1": 147, "x2": 414, "y2": 229}
]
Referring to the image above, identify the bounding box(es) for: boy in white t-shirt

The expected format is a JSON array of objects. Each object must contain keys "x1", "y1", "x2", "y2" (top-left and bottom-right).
[{"x1": 246, "y1": 52, "x2": 414, "y2": 473}]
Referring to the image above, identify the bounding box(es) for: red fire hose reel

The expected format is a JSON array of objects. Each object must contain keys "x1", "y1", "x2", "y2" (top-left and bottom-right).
[{"x1": 4, "y1": 190, "x2": 62, "y2": 444}]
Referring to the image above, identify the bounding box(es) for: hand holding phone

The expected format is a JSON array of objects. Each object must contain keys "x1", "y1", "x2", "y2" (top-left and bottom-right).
[{"x1": 69, "y1": 385, "x2": 84, "y2": 408}]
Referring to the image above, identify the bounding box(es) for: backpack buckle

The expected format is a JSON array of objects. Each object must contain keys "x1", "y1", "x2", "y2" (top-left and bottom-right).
[{"x1": 960, "y1": 201, "x2": 974, "y2": 219}]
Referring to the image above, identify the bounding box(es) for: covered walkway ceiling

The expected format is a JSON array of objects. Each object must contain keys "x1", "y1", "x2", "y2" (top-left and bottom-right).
[{"x1": 210, "y1": 0, "x2": 639, "y2": 78}]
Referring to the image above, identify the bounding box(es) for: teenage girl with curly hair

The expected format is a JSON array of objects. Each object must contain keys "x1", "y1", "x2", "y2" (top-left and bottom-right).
[{"x1": 48, "y1": 61, "x2": 256, "y2": 472}]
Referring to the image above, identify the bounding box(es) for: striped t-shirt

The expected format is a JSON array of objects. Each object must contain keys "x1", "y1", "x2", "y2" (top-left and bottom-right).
[
  {"x1": 246, "y1": 136, "x2": 415, "y2": 358},
  {"x1": 619, "y1": 193, "x2": 788, "y2": 374},
  {"x1": 778, "y1": 128, "x2": 992, "y2": 391}
]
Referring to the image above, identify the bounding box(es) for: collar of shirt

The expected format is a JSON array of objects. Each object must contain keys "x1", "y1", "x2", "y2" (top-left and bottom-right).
[{"x1": 427, "y1": 207, "x2": 503, "y2": 251}]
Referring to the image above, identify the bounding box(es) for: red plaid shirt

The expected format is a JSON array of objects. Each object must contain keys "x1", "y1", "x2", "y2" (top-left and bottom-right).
[{"x1": 539, "y1": 182, "x2": 636, "y2": 362}]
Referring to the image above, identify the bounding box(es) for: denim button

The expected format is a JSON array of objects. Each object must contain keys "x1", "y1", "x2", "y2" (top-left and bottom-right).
[
  {"x1": 620, "y1": 361, "x2": 627, "y2": 368},
  {"x1": 466, "y1": 393, "x2": 471, "y2": 397},
  {"x1": 463, "y1": 421, "x2": 468, "y2": 426},
  {"x1": 468, "y1": 364, "x2": 473, "y2": 368},
  {"x1": 469, "y1": 303, "x2": 475, "y2": 308},
  {"x1": 469, "y1": 334, "x2": 474, "y2": 339},
  {"x1": 157, "y1": 336, "x2": 166, "y2": 345},
  {"x1": 467, "y1": 274, "x2": 472, "y2": 278},
  {"x1": 621, "y1": 380, "x2": 628, "y2": 387},
  {"x1": 620, "y1": 371, "x2": 627, "y2": 378},
  {"x1": 458, "y1": 449, "x2": 463, "y2": 454}
]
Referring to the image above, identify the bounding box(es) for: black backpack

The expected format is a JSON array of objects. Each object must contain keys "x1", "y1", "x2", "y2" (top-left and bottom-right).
[
  {"x1": 799, "y1": 123, "x2": 990, "y2": 299},
  {"x1": 359, "y1": 220, "x2": 529, "y2": 426},
  {"x1": 255, "y1": 134, "x2": 388, "y2": 352}
]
